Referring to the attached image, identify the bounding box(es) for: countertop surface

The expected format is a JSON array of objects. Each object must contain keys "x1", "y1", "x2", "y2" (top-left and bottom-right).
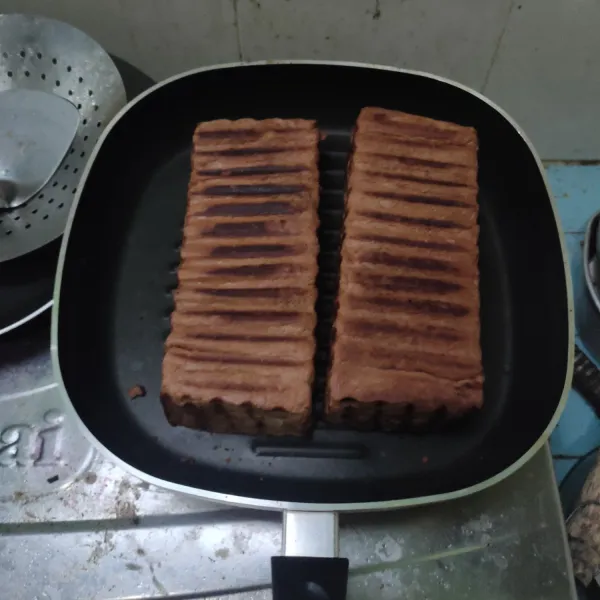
[{"x1": 0, "y1": 327, "x2": 575, "y2": 599}]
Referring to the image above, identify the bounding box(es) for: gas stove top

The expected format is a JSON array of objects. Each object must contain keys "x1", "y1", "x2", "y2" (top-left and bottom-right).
[{"x1": 0, "y1": 313, "x2": 574, "y2": 599}]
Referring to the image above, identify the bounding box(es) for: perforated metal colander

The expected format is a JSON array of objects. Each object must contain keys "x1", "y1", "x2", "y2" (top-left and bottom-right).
[{"x1": 0, "y1": 14, "x2": 126, "y2": 262}]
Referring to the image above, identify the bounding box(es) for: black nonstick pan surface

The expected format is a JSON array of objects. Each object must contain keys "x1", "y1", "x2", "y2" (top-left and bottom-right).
[{"x1": 52, "y1": 63, "x2": 573, "y2": 509}]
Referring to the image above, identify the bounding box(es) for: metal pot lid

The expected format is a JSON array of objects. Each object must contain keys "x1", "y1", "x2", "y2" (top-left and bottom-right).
[
  {"x1": 0, "y1": 13, "x2": 126, "y2": 262},
  {"x1": 0, "y1": 56, "x2": 154, "y2": 336},
  {"x1": 0, "y1": 89, "x2": 80, "y2": 210}
]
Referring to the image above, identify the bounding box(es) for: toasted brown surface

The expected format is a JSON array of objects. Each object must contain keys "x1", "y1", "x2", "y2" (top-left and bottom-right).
[
  {"x1": 327, "y1": 107, "x2": 483, "y2": 427},
  {"x1": 161, "y1": 118, "x2": 319, "y2": 436}
]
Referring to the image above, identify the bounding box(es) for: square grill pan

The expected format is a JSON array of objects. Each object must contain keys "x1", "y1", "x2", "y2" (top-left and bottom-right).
[{"x1": 53, "y1": 64, "x2": 570, "y2": 507}]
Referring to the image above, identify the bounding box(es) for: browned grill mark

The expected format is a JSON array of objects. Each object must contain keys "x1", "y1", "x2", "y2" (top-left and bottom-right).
[
  {"x1": 358, "y1": 210, "x2": 466, "y2": 230},
  {"x1": 345, "y1": 318, "x2": 463, "y2": 342},
  {"x1": 196, "y1": 287, "x2": 304, "y2": 298},
  {"x1": 362, "y1": 252, "x2": 459, "y2": 274},
  {"x1": 364, "y1": 349, "x2": 474, "y2": 371},
  {"x1": 202, "y1": 222, "x2": 271, "y2": 238},
  {"x1": 370, "y1": 113, "x2": 465, "y2": 142},
  {"x1": 361, "y1": 170, "x2": 472, "y2": 189},
  {"x1": 174, "y1": 309, "x2": 303, "y2": 322},
  {"x1": 187, "y1": 333, "x2": 302, "y2": 343},
  {"x1": 210, "y1": 244, "x2": 297, "y2": 258},
  {"x1": 169, "y1": 351, "x2": 301, "y2": 367},
  {"x1": 362, "y1": 273, "x2": 463, "y2": 294},
  {"x1": 205, "y1": 263, "x2": 291, "y2": 277},
  {"x1": 195, "y1": 146, "x2": 312, "y2": 156},
  {"x1": 354, "y1": 234, "x2": 464, "y2": 253},
  {"x1": 364, "y1": 191, "x2": 471, "y2": 208},
  {"x1": 363, "y1": 152, "x2": 468, "y2": 170},
  {"x1": 201, "y1": 201, "x2": 298, "y2": 217},
  {"x1": 348, "y1": 294, "x2": 471, "y2": 317},
  {"x1": 360, "y1": 131, "x2": 465, "y2": 151},
  {"x1": 459, "y1": 380, "x2": 484, "y2": 391},
  {"x1": 180, "y1": 380, "x2": 269, "y2": 392},
  {"x1": 195, "y1": 131, "x2": 260, "y2": 143},
  {"x1": 195, "y1": 128, "x2": 298, "y2": 139},
  {"x1": 196, "y1": 165, "x2": 307, "y2": 177},
  {"x1": 202, "y1": 184, "x2": 306, "y2": 196}
]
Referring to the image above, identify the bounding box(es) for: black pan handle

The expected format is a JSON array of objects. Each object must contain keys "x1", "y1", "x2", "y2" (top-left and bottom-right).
[
  {"x1": 573, "y1": 344, "x2": 600, "y2": 418},
  {"x1": 271, "y1": 512, "x2": 349, "y2": 600}
]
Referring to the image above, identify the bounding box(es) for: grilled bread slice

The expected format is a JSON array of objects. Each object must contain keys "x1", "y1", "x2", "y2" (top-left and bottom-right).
[
  {"x1": 327, "y1": 107, "x2": 483, "y2": 429},
  {"x1": 161, "y1": 118, "x2": 319, "y2": 435}
]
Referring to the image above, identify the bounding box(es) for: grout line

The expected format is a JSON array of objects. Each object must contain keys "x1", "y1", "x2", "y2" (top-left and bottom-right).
[
  {"x1": 233, "y1": 0, "x2": 245, "y2": 61},
  {"x1": 544, "y1": 160, "x2": 600, "y2": 166},
  {"x1": 481, "y1": 0, "x2": 514, "y2": 93},
  {"x1": 553, "y1": 455, "x2": 585, "y2": 460}
]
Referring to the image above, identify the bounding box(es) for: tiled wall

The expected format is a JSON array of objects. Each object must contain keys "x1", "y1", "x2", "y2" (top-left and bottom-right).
[{"x1": 1, "y1": 0, "x2": 599, "y2": 159}]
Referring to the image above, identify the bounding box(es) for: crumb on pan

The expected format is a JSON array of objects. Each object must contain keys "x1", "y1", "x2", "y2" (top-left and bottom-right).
[{"x1": 128, "y1": 384, "x2": 146, "y2": 400}]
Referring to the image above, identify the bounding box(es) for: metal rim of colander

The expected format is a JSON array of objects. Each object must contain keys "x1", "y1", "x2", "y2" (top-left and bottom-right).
[{"x1": 0, "y1": 13, "x2": 126, "y2": 262}]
